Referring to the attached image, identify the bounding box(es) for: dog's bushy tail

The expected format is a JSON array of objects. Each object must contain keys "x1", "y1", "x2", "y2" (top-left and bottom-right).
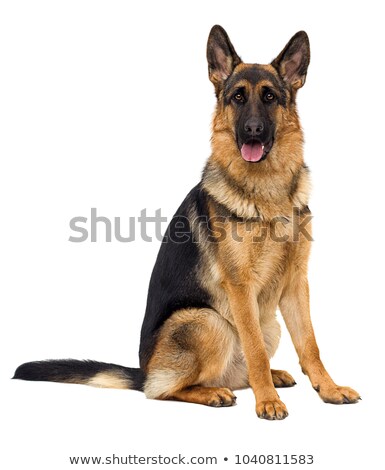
[{"x1": 13, "y1": 359, "x2": 145, "y2": 391}]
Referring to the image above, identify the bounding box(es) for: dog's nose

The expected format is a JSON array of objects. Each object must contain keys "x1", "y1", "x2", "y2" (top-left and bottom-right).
[{"x1": 244, "y1": 118, "x2": 264, "y2": 136}]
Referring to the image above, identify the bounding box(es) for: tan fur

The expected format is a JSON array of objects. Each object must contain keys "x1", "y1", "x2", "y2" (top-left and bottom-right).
[
  {"x1": 87, "y1": 371, "x2": 132, "y2": 389},
  {"x1": 144, "y1": 308, "x2": 248, "y2": 399}
]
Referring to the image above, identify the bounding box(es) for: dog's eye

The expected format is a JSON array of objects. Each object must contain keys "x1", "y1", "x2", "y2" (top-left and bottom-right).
[
  {"x1": 233, "y1": 93, "x2": 244, "y2": 103},
  {"x1": 264, "y1": 92, "x2": 275, "y2": 102}
]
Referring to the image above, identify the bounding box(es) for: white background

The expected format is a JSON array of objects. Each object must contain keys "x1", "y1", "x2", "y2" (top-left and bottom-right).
[{"x1": 1, "y1": 1, "x2": 384, "y2": 468}]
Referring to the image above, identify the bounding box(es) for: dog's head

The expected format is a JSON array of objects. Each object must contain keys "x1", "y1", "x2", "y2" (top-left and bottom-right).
[{"x1": 207, "y1": 25, "x2": 310, "y2": 164}]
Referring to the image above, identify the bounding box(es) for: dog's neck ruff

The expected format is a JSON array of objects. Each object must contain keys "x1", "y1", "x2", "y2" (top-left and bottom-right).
[{"x1": 201, "y1": 159, "x2": 311, "y2": 221}]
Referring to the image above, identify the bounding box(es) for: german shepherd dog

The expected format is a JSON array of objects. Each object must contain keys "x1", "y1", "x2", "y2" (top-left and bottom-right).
[{"x1": 14, "y1": 26, "x2": 360, "y2": 419}]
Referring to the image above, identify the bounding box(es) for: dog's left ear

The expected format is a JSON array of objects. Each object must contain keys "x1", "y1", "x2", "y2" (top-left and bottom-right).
[
  {"x1": 271, "y1": 31, "x2": 310, "y2": 89},
  {"x1": 207, "y1": 25, "x2": 242, "y2": 94}
]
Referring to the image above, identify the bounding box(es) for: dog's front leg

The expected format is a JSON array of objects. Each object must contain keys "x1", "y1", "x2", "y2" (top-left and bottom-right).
[
  {"x1": 279, "y1": 277, "x2": 360, "y2": 404},
  {"x1": 225, "y1": 282, "x2": 288, "y2": 420}
]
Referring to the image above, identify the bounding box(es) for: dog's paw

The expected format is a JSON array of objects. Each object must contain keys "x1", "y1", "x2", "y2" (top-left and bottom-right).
[
  {"x1": 271, "y1": 369, "x2": 296, "y2": 388},
  {"x1": 256, "y1": 399, "x2": 289, "y2": 420},
  {"x1": 315, "y1": 385, "x2": 361, "y2": 404},
  {"x1": 206, "y1": 387, "x2": 237, "y2": 407}
]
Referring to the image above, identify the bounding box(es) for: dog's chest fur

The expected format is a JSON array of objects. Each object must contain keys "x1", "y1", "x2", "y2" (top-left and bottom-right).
[{"x1": 196, "y1": 205, "x2": 307, "y2": 326}]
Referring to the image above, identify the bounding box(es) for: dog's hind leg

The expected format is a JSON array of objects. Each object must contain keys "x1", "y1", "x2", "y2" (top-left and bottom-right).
[
  {"x1": 271, "y1": 369, "x2": 296, "y2": 388},
  {"x1": 143, "y1": 308, "x2": 238, "y2": 407}
]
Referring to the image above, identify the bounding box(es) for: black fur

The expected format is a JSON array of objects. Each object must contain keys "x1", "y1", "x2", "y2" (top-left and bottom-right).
[{"x1": 139, "y1": 183, "x2": 212, "y2": 369}]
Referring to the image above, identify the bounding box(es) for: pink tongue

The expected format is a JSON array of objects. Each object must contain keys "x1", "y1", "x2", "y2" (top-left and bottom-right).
[{"x1": 241, "y1": 142, "x2": 263, "y2": 162}]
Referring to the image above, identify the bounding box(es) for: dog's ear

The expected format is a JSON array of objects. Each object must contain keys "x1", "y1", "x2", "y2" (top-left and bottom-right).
[
  {"x1": 271, "y1": 31, "x2": 310, "y2": 89},
  {"x1": 207, "y1": 25, "x2": 241, "y2": 94}
]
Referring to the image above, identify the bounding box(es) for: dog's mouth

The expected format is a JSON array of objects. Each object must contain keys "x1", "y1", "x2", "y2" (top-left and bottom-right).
[{"x1": 240, "y1": 139, "x2": 274, "y2": 163}]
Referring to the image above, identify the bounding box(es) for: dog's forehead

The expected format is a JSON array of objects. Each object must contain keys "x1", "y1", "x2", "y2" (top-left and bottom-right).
[{"x1": 225, "y1": 64, "x2": 281, "y2": 91}]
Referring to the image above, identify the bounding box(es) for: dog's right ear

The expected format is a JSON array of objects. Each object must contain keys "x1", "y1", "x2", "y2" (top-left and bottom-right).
[{"x1": 207, "y1": 25, "x2": 241, "y2": 95}]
